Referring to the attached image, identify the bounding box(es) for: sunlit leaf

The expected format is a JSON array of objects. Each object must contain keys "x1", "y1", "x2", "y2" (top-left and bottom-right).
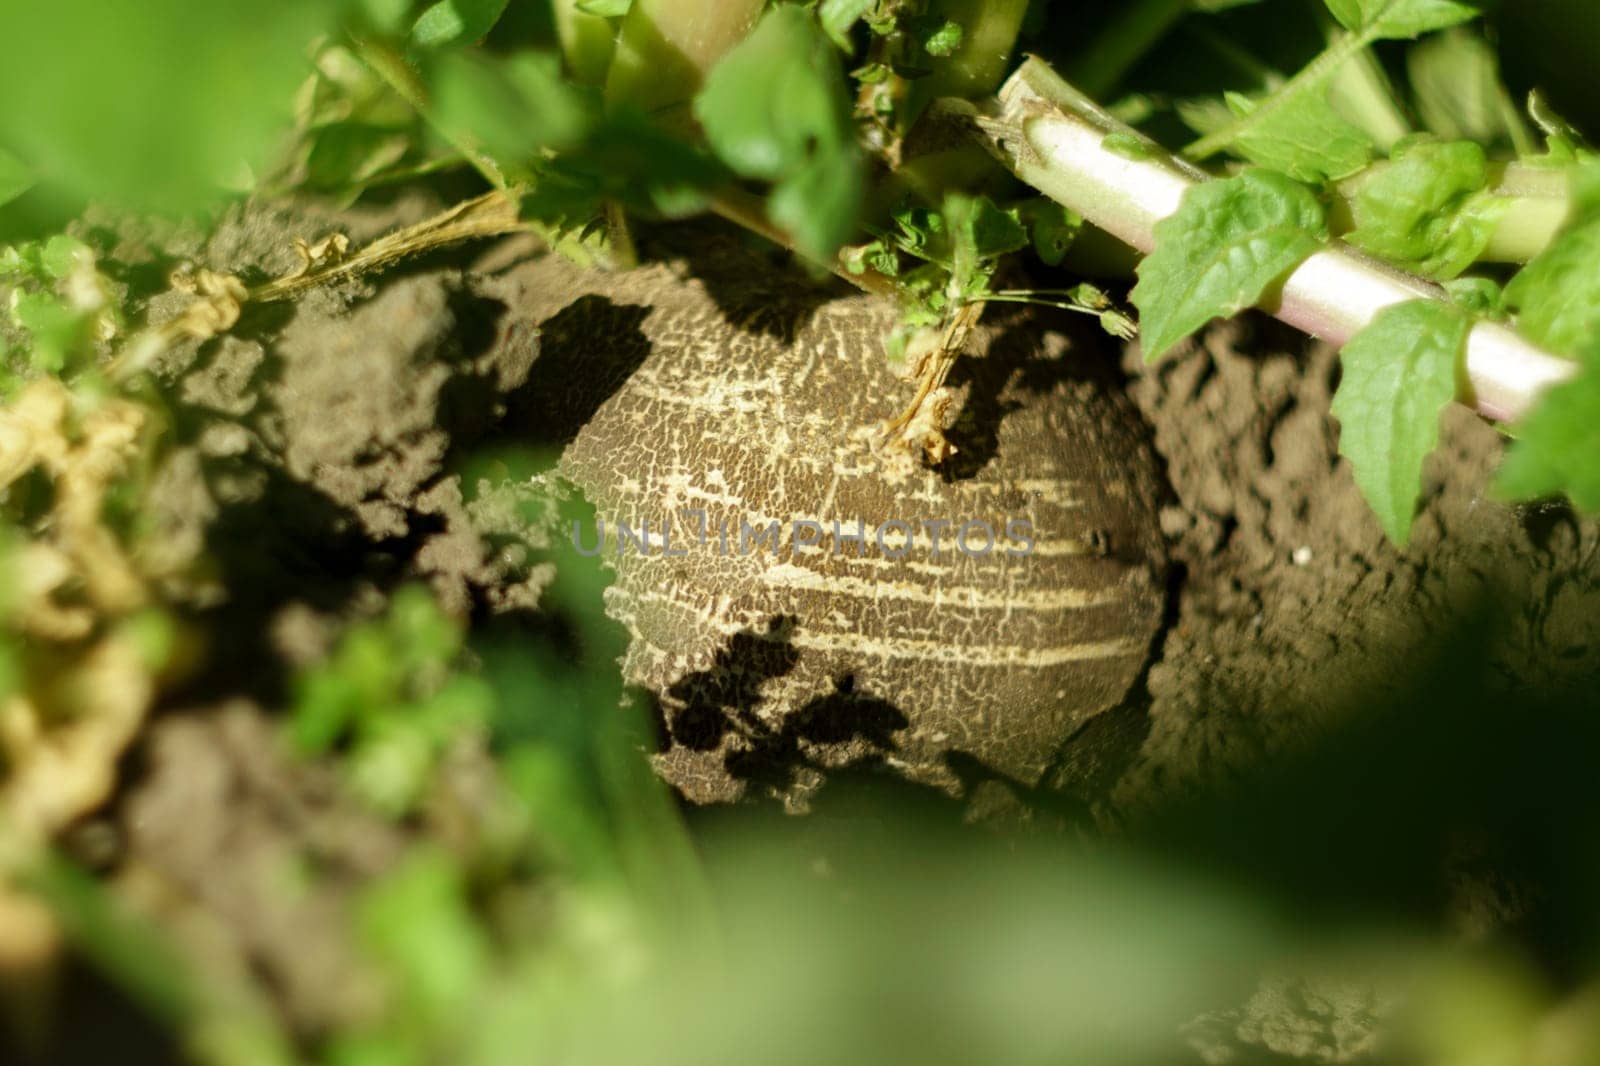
[
  {"x1": 411, "y1": 0, "x2": 512, "y2": 48},
  {"x1": 1324, "y1": 0, "x2": 1481, "y2": 39},
  {"x1": 694, "y1": 6, "x2": 863, "y2": 258},
  {"x1": 1331, "y1": 299, "x2": 1469, "y2": 545},
  {"x1": 1132, "y1": 170, "x2": 1328, "y2": 362},
  {"x1": 1345, "y1": 139, "x2": 1506, "y2": 279}
]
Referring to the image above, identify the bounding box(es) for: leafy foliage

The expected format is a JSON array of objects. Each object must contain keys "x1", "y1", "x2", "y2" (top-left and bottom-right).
[
  {"x1": 411, "y1": 0, "x2": 511, "y2": 48},
  {"x1": 291, "y1": 586, "x2": 495, "y2": 816},
  {"x1": 1324, "y1": 0, "x2": 1482, "y2": 40},
  {"x1": 8, "y1": 6, "x2": 1600, "y2": 1062},
  {"x1": 1186, "y1": 89, "x2": 1374, "y2": 184},
  {"x1": 1331, "y1": 300, "x2": 1470, "y2": 545},
  {"x1": 1132, "y1": 170, "x2": 1327, "y2": 362},
  {"x1": 1502, "y1": 167, "x2": 1600, "y2": 359},
  {"x1": 0, "y1": 149, "x2": 31, "y2": 210},
  {"x1": 694, "y1": 5, "x2": 863, "y2": 259},
  {"x1": 1344, "y1": 139, "x2": 1506, "y2": 279},
  {"x1": 1497, "y1": 369, "x2": 1600, "y2": 511},
  {"x1": 429, "y1": 49, "x2": 591, "y2": 176},
  {"x1": 0, "y1": 0, "x2": 332, "y2": 215}
]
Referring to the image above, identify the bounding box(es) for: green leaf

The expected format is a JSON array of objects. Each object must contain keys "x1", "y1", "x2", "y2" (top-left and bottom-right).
[
  {"x1": 1324, "y1": 0, "x2": 1480, "y2": 39},
  {"x1": 943, "y1": 193, "x2": 1027, "y2": 299},
  {"x1": 1019, "y1": 198, "x2": 1083, "y2": 267},
  {"x1": 1504, "y1": 171, "x2": 1600, "y2": 359},
  {"x1": 353, "y1": 0, "x2": 413, "y2": 34},
  {"x1": 40, "y1": 234, "x2": 90, "y2": 280},
  {"x1": 520, "y1": 109, "x2": 722, "y2": 223},
  {"x1": 819, "y1": 0, "x2": 875, "y2": 50},
  {"x1": 0, "y1": 148, "x2": 32, "y2": 209},
  {"x1": 1345, "y1": 139, "x2": 1506, "y2": 279},
  {"x1": 768, "y1": 150, "x2": 865, "y2": 263},
  {"x1": 358, "y1": 851, "x2": 491, "y2": 1029},
  {"x1": 430, "y1": 51, "x2": 591, "y2": 174},
  {"x1": 954, "y1": 196, "x2": 1028, "y2": 260},
  {"x1": 1132, "y1": 170, "x2": 1328, "y2": 363},
  {"x1": 0, "y1": 1, "x2": 330, "y2": 214},
  {"x1": 1497, "y1": 367, "x2": 1600, "y2": 512},
  {"x1": 1331, "y1": 299, "x2": 1469, "y2": 545},
  {"x1": 9, "y1": 290, "x2": 88, "y2": 374},
  {"x1": 411, "y1": 0, "x2": 511, "y2": 48},
  {"x1": 918, "y1": 18, "x2": 965, "y2": 58},
  {"x1": 694, "y1": 6, "x2": 863, "y2": 259},
  {"x1": 1408, "y1": 29, "x2": 1525, "y2": 147},
  {"x1": 301, "y1": 124, "x2": 412, "y2": 191},
  {"x1": 1442, "y1": 275, "x2": 1505, "y2": 317},
  {"x1": 1218, "y1": 89, "x2": 1374, "y2": 184},
  {"x1": 576, "y1": 0, "x2": 633, "y2": 14}
]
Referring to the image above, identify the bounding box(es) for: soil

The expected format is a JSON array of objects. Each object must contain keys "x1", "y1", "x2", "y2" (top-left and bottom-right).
[
  {"x1": 1112, "y1": 316, "x2": 1600, "y2": 816},
  {"x1": 24, "y1": 200, "x2": 1600, "y2": 1059}
]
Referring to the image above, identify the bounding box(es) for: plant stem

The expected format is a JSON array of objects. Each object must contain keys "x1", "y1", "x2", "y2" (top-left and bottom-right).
[
  {"x1": 969, "y1": 57, "x2": 1577, "y2": 424},
  {"x1": 1482, "y1": 163, "x2": 1574, "y2": 263},
  {"x1": 552, "y1": 0, "x2": 618, "y2": 86},
  {"x1": 604, "y1": 0, "x2": 763, "y2": 118}
]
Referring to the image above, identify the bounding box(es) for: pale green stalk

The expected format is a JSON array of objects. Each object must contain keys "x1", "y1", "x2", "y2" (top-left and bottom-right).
[
  {"x1": 971, "y1": 58, "x2": 1577, "y2": 424},
  {"x1": 603, "y1": 0, "x2": 763, "y2": 117},
  {"x1": 553, "y1": 0, "x2": 619, "y2": 86}
]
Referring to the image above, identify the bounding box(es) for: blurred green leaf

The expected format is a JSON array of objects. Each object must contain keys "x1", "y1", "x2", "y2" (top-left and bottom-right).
[
  {"x1": 0, "y1": 0, "x2": 331, "y2": 215},
  {"x1": 819, "y1": 0, "x2": 874, "y2": 50},
  {"x1": 354, "y1": 0, "x2": 414, "y2": 34},
  {"x1": 694, "y1": 5, "x2": 863, "y2": 259},
  {"x1": 326, "y1": 1030, "x2": 422, "y2": 1066},
  {"x1": 1504, "y1": 166, "x2": 1600, "y2": 359},
  {"x1": 9, "y1": 290, "x2": 89, "y2": 374},
  {"x1": 302, "y1": 125, "x2": 414, "y2": 191},
  {"x1": 430, "y1": 50, "x2": 592, "y2": 178},
  {"x1": 1498, "y1": 366, "x2": 1600, "y2": 512},
  {"x1": 40, "y1": 234, "x2": 89, "y2": 280},
  {"x1": 358, "y1": 850, "x2": 492, "y2": 1030},
  {"x1": 575, "y1": 0, "x2": 633, "y2": 15},
  {"x1": 1408, "y1": 29, "x2": 1527, "y2": 149},
  {"x1": 1324, "y1": 0, "x2": 1480, "y2": 39},
  {"x1": 520, "y1": 108, "x2": 722, "y2": 223},
  {"x1": 411, "y1": 0, "x2": 512, "y2": 48},
  {"x1": 289, "y1": 584, "x2": 489, "y2": 815},
  {"x1": 0, "y1": 148, "x2": 33, "y2": 208},
  {"x1": 553, "y1": 0, "x2": 620, "y2": 86}
]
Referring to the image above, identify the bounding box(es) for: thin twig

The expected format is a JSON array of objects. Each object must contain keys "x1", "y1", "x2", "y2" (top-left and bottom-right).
[
  {"x1": 108, "y1": 192, "x2": 532, "y2": 381},
  {"x1": 707, "y1": 187, "x2": 901, "y2": 300}
]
